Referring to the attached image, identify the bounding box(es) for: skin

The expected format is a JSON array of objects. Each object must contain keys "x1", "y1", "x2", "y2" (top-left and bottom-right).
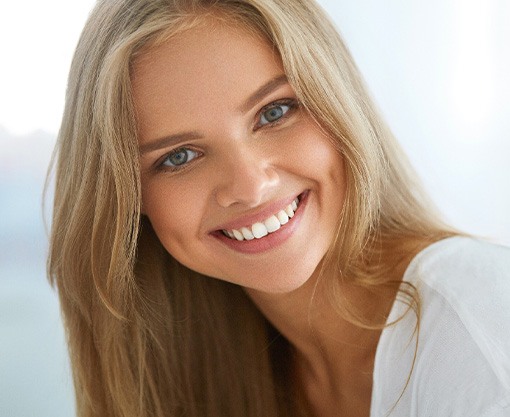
[
  {"x1": 132, "y1": 17, "x2": 396, "y2": 417},
  {"x1": 133, "y1": 21, "x2": 345, "y2": 295}
]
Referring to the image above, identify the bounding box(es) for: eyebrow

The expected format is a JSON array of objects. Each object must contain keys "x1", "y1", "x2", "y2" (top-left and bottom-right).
[
  {"x1": 139, "y1": 74, "x2": 289, "y2": 155},
  {"x1": 239, "y1": 74, "x2": 289, "y2": 113},
  {"x1": 139, "y1": 131, "x2": 202, "y2": 155}
]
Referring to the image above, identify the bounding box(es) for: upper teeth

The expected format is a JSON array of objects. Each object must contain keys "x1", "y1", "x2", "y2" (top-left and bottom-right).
[{"x1": 223, "y1": 198, "x2": 299, "y2": 241}]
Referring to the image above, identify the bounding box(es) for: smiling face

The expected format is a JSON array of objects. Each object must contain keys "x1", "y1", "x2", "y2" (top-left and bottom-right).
[{"x1": 132, "y1": 17, "x2": 346, "y2": 294}]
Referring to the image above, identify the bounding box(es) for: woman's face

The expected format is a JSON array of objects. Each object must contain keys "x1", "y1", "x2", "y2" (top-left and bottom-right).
[{"x1": 132, "y1": 18, "x2": 346, "y2": 294}]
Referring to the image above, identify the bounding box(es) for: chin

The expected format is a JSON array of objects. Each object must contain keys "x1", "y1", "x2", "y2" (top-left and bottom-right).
[{"x1": 241, "y1": 261, "x2": 321, "y2": 295}]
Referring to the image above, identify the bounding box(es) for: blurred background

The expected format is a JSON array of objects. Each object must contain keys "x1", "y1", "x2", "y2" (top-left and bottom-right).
[{"x1": 1, "y1": 1, "x2": 508, "y2": 416}]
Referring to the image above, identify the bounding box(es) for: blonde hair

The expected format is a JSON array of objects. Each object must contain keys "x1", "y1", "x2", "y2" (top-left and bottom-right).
[{"x1": 48, "y1": 1, "x2": 454, "y2": 416}]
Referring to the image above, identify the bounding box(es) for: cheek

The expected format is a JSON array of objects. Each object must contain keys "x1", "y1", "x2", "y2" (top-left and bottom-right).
[
  {"x1": 141, "y1": 177, "x2": 205, "y2": 250},
  {"x1": 141, "y1": 178, "x2": 225, "y2": 280},
  {"x1": 287, "y1": 124, "x2": 345, "y2": 184},
  {"x1": 290, "y1": 125, "x2": 347, "y2": 223}
]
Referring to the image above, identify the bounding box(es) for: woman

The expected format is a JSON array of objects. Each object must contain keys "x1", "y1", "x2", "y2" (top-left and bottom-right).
[{"x1": 48, "y1": 0, "x2": 510, "y2": 416}]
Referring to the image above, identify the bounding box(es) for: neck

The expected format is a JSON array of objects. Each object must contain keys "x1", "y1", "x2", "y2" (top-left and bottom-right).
[{"x1": 244, "y1": 260, "x2": 402, "y2": 416}]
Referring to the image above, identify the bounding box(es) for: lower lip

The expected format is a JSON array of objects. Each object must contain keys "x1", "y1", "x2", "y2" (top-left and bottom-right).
[{"x1": 211, "y1": 191, "x2": 309, "y2": 255}]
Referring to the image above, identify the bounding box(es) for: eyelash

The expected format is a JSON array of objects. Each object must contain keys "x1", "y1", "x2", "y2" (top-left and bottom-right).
[
  {"x1": 254, "y1": 98, "x2": 298, "y2": 130},
  {"x1": 156, "y1": 147, "x2": 202, "y2": 172},
  {"x1": 155, "y1": 98, "x2": 299, "y2": 172}
]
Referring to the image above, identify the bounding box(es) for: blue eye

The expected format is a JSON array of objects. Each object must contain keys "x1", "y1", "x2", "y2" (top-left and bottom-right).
[
  {"x1": 259, "y1": 102, "x2": 292, "y2": 126},
  {"x1": 161, "y1": 148, "x2": 200, "y2": 169}
]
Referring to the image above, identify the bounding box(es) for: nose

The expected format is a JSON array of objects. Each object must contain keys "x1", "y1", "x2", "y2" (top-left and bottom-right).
[{"x1": 214, "y1": 148, "x2": 279, "y2": 208}]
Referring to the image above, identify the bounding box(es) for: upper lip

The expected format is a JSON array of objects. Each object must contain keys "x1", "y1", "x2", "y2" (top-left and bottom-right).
[{"x1": 212, "y1": 192, "x2": 303, "y2": 232}]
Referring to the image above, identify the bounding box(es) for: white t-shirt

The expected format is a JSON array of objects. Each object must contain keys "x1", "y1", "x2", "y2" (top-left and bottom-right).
[{"x1": 370, "y1": 237, "x2": 510, "y2": 416}]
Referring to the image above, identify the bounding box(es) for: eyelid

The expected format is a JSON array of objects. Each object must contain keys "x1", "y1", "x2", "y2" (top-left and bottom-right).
[
  {"x1": 154, "y1": 146, "x2": 203, "y2": 172},
  {"x1": 254, "y1": 98, "x2": 298, "y2": 130}
]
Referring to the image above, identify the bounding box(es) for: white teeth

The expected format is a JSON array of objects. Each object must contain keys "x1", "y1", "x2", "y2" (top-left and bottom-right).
[
  {"x1": 276, "y1": 210, "x2": 289, "y2": 225},
  {"x1": 252, "y1": 222, "x2": 269, "y2": 239},
  {"x1": 233, "y1": 229, "x2": 244, "y2": 241},
  {"x1": 264, "y1": 215, "x2": 281, "y2": 233},
  {"x1": 284, "y1": 205, "x2": 294, "y2": 218},
  {"x1": 241, "y1": 227, "x2": 254, "y2": 240},
  {"x1": 222, "y1": 196, "x2": 301, "y2": 241}
]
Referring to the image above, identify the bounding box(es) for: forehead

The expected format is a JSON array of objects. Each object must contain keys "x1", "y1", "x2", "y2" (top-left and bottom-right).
[{"x1": 131, "y1": 17, "x2": 284, "y2": 141}]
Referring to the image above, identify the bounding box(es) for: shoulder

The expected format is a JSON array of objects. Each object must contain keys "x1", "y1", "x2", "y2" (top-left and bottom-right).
[
  {"x1": 406, "y1": 236, "x2": 510, "y2": 346},
  {"x1": 406, "y1": 236, "x2": 510, "y2": 293},
  {"x1": 372, "y1": 237, "x2": 510, "y2": 416},
  {"x1": 406, "y1": 236, "x2": 510, "y2": 390}
]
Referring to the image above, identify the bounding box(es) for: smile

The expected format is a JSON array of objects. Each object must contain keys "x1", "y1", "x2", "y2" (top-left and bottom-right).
[{"x1": 222, "y1": 197, "x2": 301, "y2": 241}]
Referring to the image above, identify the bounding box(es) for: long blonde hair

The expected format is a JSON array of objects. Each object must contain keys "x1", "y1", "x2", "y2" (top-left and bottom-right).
[{"x1": 48, "y1": 1, "x2": 453, "y2": 416}]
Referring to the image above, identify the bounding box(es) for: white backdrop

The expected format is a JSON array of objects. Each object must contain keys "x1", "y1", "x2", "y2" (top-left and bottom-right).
[
  {"x1": 1, "y1": 0, "x2": 508, "y2": 242},
  {"x1": 317, "y1": 0, "x2": 510, "y2": 244},
  {"x1": 0, "y1": 1, "x2": 509, "y2": 416}
]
